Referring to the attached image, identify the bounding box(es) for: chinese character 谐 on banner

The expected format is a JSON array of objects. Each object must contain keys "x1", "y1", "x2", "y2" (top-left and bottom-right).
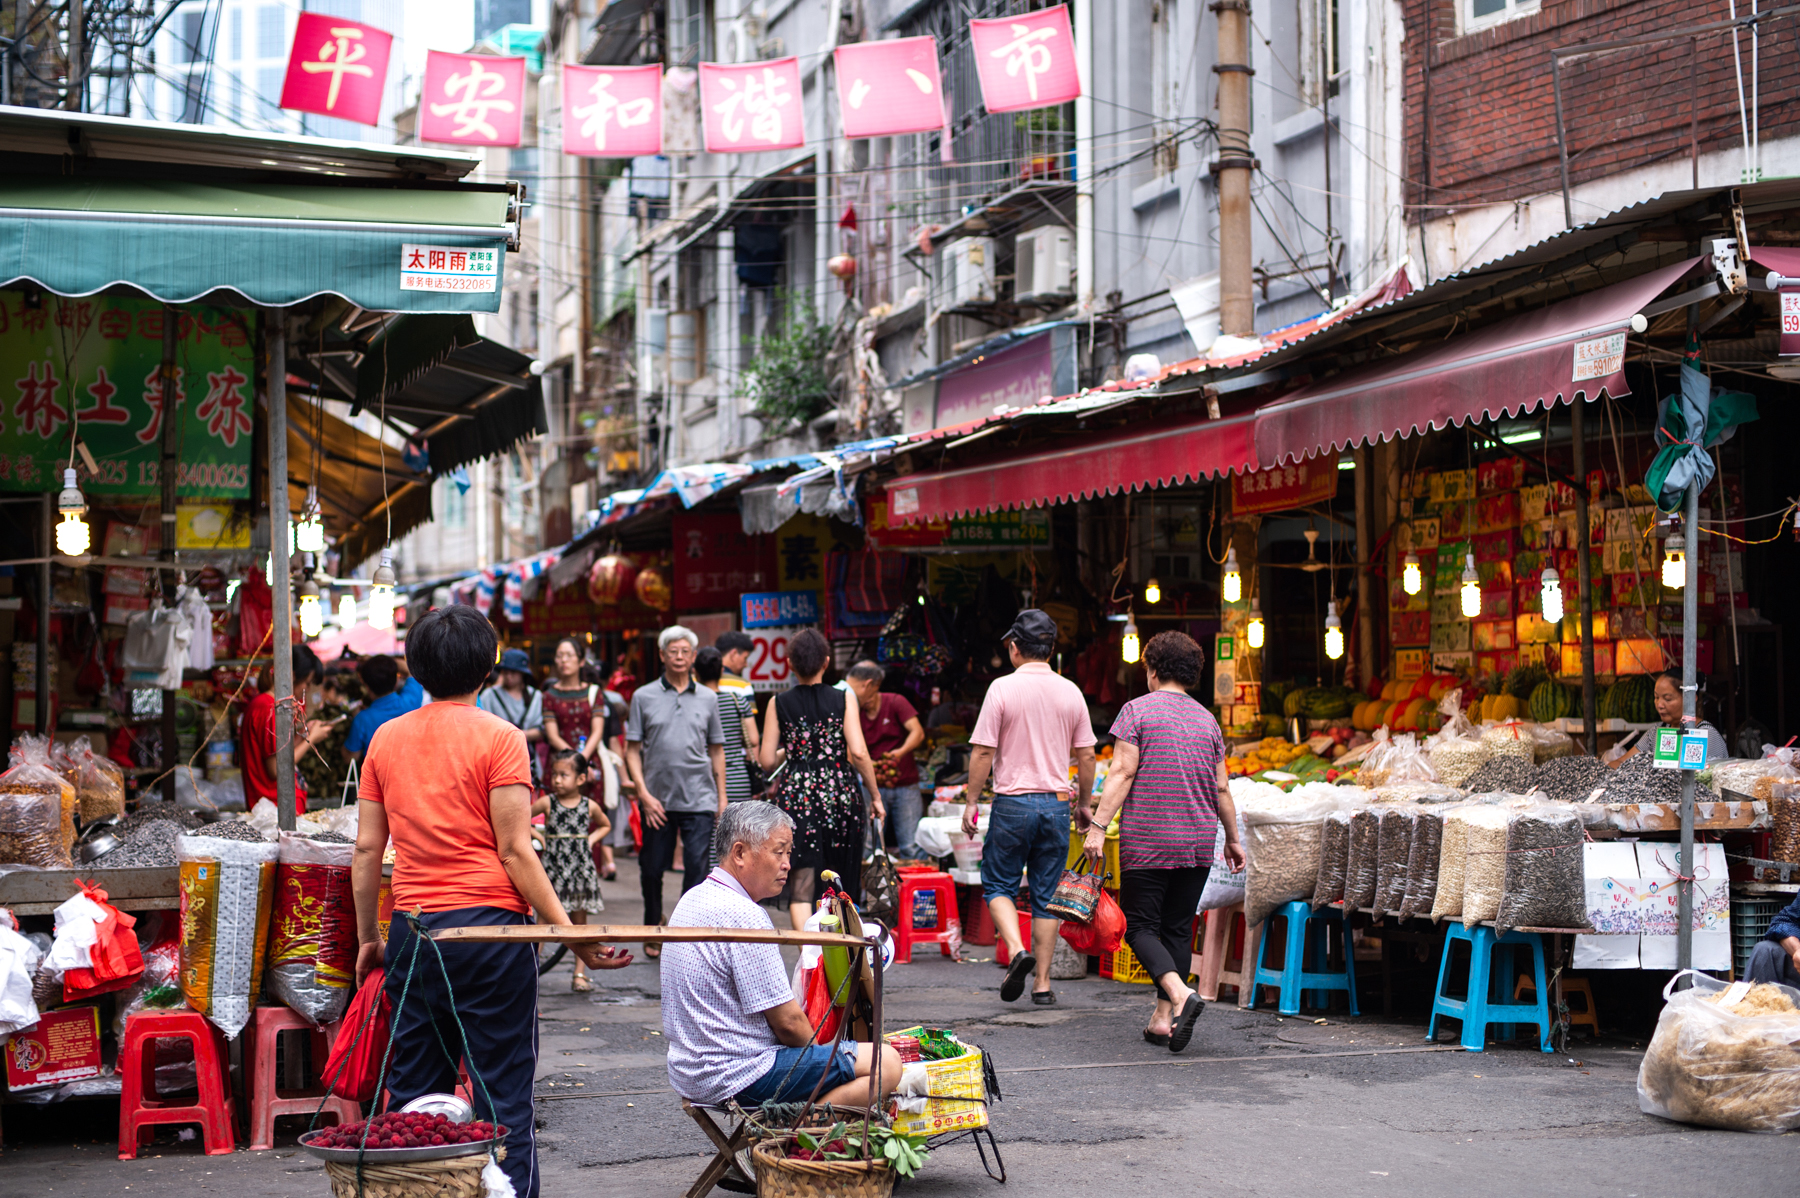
[
  {"x1": 699, "y1": 58, "x2": 804, "y2": 153},
  {"x1": 968, "y1": 8, "x2": 1081, "y2": 114},
  {"x1": 419, "y1": 51, "x2": 526, "y2": 146},
  {"x1": 279, "y1": 12, "x2": 393, "y2": 126},
  {"x1": 833, "y1": 37, "x2": 944, "y2": 139},
  {"x1": 562, "y1": 63, "x2": 662, "y2": 157}
]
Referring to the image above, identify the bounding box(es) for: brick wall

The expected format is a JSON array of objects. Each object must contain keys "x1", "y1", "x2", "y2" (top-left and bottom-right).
[{"x1": 1404, "y1": 0, "x2": 1800, "y2": 217}]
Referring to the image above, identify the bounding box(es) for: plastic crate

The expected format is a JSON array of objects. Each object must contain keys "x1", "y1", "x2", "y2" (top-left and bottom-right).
[
  {"x1": 1732, "y1": 897, "x2": 1784, "y2": 977},
  {"x1": 1102, "y1": 942, "x2": 1154, "y2": 984}
]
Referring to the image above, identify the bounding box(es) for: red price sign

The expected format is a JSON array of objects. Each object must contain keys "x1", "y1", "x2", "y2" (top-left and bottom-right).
[
  {"x1": 1781, "y1": 289, "x2": 1800, "y2": 355},
  {"x1": 746, "y1": 627, "x2": 799, "y2": 692}
]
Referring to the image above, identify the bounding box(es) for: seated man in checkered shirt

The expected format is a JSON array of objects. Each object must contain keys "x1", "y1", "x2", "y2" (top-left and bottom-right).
[{"x1": 660, "y1": 800, "x2": 902, "y2": 1108}]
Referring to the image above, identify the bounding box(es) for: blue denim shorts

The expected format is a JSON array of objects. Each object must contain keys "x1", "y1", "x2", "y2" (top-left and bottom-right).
[
  {"x1": 734, "y1": 1041, "x2": 858, "y2": 1106},
  {"x1": 980, "y1": 792, "x2": 1070, "y2": 919}
]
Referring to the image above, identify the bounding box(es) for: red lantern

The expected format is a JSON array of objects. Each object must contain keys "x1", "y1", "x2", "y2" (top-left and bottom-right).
[
  {"x1": 588, "y1": 553, "x2": 636, "y2": 606},
  {"x1": 634, "y1": 565, "x2": 672, "y2": 611},
  {"x1": 828, "y1": 254, "x2": 857, "y2": 280}
]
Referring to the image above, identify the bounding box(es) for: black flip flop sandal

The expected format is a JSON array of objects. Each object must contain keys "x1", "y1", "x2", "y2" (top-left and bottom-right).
[
  {"x1": 1142, "y1": 1029, "x2": 1170, "y2": 1046},
  {"x1": 1168, "y1": 995, "x2": 1205, "y2": 1053},
  {"x1": 999, "y1": 953, "x2": 1036, "y2": 1002}
]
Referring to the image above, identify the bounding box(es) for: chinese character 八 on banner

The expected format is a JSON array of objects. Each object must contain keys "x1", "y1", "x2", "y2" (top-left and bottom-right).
[{"x1": 833, "y1": 37, "x2": 945, "y2": 139}]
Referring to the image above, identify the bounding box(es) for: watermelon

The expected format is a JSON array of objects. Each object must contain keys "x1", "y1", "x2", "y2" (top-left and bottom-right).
[
  {"x1": 1613, "y1": 674, "x2": 1655, "y2": 723},
  {"x1": 1505, "y1": 663, "x2": 1551, "y2": 700},
  {"x1": 1529, "y1": 680, "x2": 1575, "y2": 723}
]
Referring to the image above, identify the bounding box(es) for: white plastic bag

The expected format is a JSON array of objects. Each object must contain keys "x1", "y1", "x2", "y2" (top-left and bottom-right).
[
  {"x1": 1198, "y1": 823, "x2": 1246, "y2": 911},
  {"x1": 1639, "y1": 971, "x2": 1800, "y2": 1133},
  {"x1": 0, "y1": 910, "x2": 42, "y2": 1039},
  {"x1": 44, "y1": 890, "x2": 109, "y2": 973}
]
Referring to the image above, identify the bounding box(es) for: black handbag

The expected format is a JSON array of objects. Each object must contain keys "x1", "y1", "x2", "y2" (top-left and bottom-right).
[{"x1": 861, "y1": 818, "x2": 901, "y2": 926}]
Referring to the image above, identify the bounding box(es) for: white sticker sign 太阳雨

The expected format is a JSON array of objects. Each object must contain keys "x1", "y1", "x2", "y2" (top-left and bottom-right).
[{"x1": 400, "y1": 246, "x2": 499, "y2": 293}]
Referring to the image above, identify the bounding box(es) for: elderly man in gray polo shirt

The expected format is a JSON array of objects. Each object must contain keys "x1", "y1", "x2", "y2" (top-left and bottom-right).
[
  {"x1": 626, "y1": 625, "x2": 727, "y2": 950},
  {"x1": 662, "y1": 801, "x2": 902, "y2": 1109}
]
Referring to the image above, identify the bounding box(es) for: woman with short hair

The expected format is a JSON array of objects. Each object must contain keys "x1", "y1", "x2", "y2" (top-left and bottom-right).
[
  {"x1": 1085, "y1": 630, "x2": 1243, "y2": 1054},
  {"x1": 757, "y1": 628, "x2": 884, "y2": 928}
]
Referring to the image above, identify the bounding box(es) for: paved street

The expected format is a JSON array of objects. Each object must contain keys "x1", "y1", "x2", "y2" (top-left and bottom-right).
[{"x1": 1, "y1": 855, "x2": 1791, "y2": 1197}]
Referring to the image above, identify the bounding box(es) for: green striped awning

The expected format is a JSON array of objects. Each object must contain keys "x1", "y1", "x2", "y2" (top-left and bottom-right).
[{"x1": 0, "y1": 178, "x2": 515, "y2": 313}]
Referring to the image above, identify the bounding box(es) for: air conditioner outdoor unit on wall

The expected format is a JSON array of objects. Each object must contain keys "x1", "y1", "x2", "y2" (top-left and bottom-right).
[
  {"x1": 1014, "y1": 225, "x2": 1074, "y2": 304},
  {"x1": 942, "y1": 237, "x2": 996, "y2": 308}
]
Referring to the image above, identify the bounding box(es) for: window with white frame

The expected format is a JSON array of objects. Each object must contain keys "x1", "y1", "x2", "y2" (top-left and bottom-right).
[{"x1": 1459, "y1": 0, "x2": 1539, "y2": 35}]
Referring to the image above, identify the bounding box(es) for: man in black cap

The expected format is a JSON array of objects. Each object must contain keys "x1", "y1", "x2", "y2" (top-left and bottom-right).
[{"x1": 961, "y1": 609, "x2": 1097, "y2": 1005}]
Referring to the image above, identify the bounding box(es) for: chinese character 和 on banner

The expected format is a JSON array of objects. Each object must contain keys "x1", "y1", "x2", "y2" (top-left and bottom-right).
[{"x1": 562, "y1": 63, "x2": 662, "y2": 157}]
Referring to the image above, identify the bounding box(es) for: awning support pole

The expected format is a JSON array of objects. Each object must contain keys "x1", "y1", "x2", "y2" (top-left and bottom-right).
[
  {"x1": 267, "y1": 310, "x2": 296, "y2": 834},
  {"x1": 1569, "y1": 399, "x2": 1598, "y2": 756},
  {"x1": 1353, "y1": 444, "x2": 1374, "y2": 689},
  {"x1": 160, "y1": 306, "x2": 179, "y2": 804},
  {"x1": 1675, "y1": 302, "x2": 1702, "y2": 983},
  {"x1": 36, "y1": 494, "x2": 49, "y2": 736}
]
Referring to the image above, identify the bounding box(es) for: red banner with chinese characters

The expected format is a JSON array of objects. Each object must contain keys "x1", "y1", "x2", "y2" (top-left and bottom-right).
[
  {"x1": 834, "y1": 37, "x2": 945, "y2": 138},
  {"x1": 562, "y1": 63, "x2": 663, "y2": 157},
  {"x1": 1781, "y1": 286, "x2": 1800, "y2": 356},
  {"x1": 279, "y1": 12, "x2": 393, "y2": 127},
  {"x1": 419, "y1": 51, "x2": 526, "y2": 147},
  {"x1": 1229, "y1": 457, "x2": 1338, "y2": 516},
  {"x1": 699, "y1": 58, "x2": 805, "y2": 153},
  {"x1": 968, "y1": 8, "x2": 1082, "y2": 114},
  {"x1": 672, "y1": 511, "x2": 777, "y2": 611}
]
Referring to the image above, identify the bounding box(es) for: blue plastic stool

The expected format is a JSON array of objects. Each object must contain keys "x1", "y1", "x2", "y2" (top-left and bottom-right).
[
  {"x1": 1428, "y1": 924, "x2": 1551, "y2": 1052},
  {"x1": 1251, "y1": 901, "x2": 1358, "y2": 1016}
]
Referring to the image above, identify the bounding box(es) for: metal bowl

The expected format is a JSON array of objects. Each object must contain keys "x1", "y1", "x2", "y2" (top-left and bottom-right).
[
  {"x1": 401, "y1": 1093, "x2": 474, "y2": 1123},
  {"x1": 298, "y1": 1127, "x2": 506, "y2": 1165}
]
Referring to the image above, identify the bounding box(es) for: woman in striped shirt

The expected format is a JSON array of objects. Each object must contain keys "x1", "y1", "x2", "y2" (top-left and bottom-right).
[
  {"x1": 1085, "y1": 631, "x2": 1244, "y2": 1054},
  {"x1": 697, "y1": 646, "x2": 760, "y2": 807}
]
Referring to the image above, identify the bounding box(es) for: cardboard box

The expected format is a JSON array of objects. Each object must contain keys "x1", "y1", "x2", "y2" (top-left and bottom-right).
[
  {"x1": 1395, "y1": 648, "x2": 1427, "y2": 680},
  {"x1": 1232, "y1": 681, "x2": 1262, "y2": 706},
  {"x1": 1473, "y1": 619, "x2": 1516, "y2": 652},
  {"x1": 1562, "y1": 611, "x2": 1612, "y2": 642},
  {"x1": 1516, "y1": 613, "x2": 1560, "y2": 645},
  {"x1": 1478, "y1": 458, "x2": 1525, "y2": 493},
  {"x1": 1561, "y1": 643, "x2": 1615, "y2": 677},
  {"x1": 1615, "y1": 638, "x2": 1666, "y2": 675},
  {"x1": 1430, "y1": 620, "x2": 1471, "y2": 654},
  {"x1": 1475, "y1": 651, "x2": 1519, "y2": 677},
  {"x1": 4, "y1": 1007, "x2": 102, "y2": 1091}
]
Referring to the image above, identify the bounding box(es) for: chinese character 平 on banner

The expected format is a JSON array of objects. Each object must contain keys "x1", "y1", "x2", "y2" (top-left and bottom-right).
[
  {"x1": 279, "y1": 11, "x2": 393, "y2": 126},
  {"x1": 699, "y1": 58, "x2": 804, "y2": 153},
  {"x1": 562, "y1": 63, "x2": 662, "y2": 157},
  {"x1": 968, "y1": 8, "x2": 1081, "y2": 114},
  {"x1": 419, "y1": 51, "x2": 526, "y2": 146},
  {"x1": 833, "y1": 36, "x2": 944, "y2": 139}
]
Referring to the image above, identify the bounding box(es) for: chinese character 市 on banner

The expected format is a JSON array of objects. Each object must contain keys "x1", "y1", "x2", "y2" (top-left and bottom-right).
[
  {"x1": 419, "y1": 50, "x2": 526, "y2": 146},
  {"x1": 562, "y1": 63, "x2": 662, "y2": 157},
  {"x1": 279, "y1": 11, "x2": 393, "y2": 126},
  {"x1": 968, "y1": 8, "x2": 1081, "y2": 114},
  {"x1": 833, "y1": 37, "x2": 944, "y2": 139},
  {"x1": 699, "y1": 58, "x2": 804, "y2": 153}
]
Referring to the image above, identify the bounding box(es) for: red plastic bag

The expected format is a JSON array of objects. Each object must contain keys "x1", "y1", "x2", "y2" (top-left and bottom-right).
[
  {"x1": 323, "y1": 968, "x2": 392, "y2": 1103},
  {"x1": 798, "y1": 961, "x2": 843, "y2": 1043},
  {"x1": 1058, "y1": 888, "x2": 1125, "y2": 956},
  {"x1": 61, "y1": 881, "x2": 144, "y2": 1002}
]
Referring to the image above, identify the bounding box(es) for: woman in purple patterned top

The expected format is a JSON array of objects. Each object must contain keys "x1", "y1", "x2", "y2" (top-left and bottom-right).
[{"x1": 1085, "y1": 631, "x2": 1244, "y2": 1053}]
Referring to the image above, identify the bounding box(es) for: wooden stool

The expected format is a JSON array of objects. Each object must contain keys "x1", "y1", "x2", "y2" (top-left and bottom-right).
[
  {"x1": 1515, "y1": 972, "x2": 1600, "y2": 1037},
  {"x1": 118, "y1": 1010, "x2": 236, "y2": 1159},
  {"x1": 1191, "y1": 904, "x2": 1261, "y2": 1005},
  {"x1": 248, "y1": 1005, "x2": 360, "y2": 1151},
  {"x1": 681, "y1": 1100, "x2": 757, "y2": 1197}
]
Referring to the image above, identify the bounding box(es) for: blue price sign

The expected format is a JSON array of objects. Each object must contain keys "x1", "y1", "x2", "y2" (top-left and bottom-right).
[{"x1": 740, "y1": 590, "x2": 820, "y2": 630}]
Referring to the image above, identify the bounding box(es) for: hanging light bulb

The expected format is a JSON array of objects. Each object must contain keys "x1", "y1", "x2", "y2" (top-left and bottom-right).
[
  {"x1": 1143, "y1": 577, "x2": 1162, "y2": 605},
  {"x1": 297, "y1": 578, "x2": 324, "y2": 638},
  {"x1": 265, "y1": 553, "x2": 275, "y2": 586},
  {"x1": 1402, "y1": 551, "x2": 1422, "y2": 596},
  {"x1": 368, "y1": 549, "x2": 397, "y2": 630},
  {"x1": 1459, "y1": 553, "x2": 1482, "y2": 618},
  {"x1": 54, "y1": 468, "x2": 89, "y2": 556},
  {"x1": 338, "y1": 593, "x2": 356, "y2": 626},
  {"x1": 295, "y1": 486, "x2": 326, "y2": 554},
  {"x1": 1246, "y1": 598, "x2": 1265, "y2": 650},
  {"x1": 1323, "y1": 600, "x2": 1344, "y2": 660},
  {"x1": 1540, "y1": 565, "x2": 1564, "y2": 625},
  {"x1": 1221, "y1": 546, "x2": 1242, "y2": 603},
  {"x1": 1662, "y1": 530, "x2": 1686, "y2": 590},
  {"x1": 1120, "y1": 616, "x2": 1141, "y2": 664}
]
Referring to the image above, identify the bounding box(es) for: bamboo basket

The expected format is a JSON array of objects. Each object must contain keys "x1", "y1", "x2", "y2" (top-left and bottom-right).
[
  {"x1": 321, "y1": 1147, "x2": 501, "y2": 1198},
  {"x1": 750, "y1": 1138, "x2": 896, "y2": 1198}
]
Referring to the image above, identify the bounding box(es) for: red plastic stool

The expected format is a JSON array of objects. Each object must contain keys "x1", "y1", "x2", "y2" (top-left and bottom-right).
[
  {"x1": 248, "y1": 1005, "x2": 361, "y2": 1151},
  {"x1": 893, "y1": 870, "x2": 961, "y2": 963},
  {"x1": 118, "y1": 1009, "x2": 237, "y2": 1159}
]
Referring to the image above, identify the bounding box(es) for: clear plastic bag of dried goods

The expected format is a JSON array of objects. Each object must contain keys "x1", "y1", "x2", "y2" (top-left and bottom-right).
[
  {"x1": 1373, "y1": 805, "x2": 1419, "y2": 914},
  {"x1": 1753, "y1": 747, "x2": 1800, "y2": 803},
  {"x1": 77, "y1": 746, "x2": 126, "y2": 824},
  {"x1": 0, "y1": 734, "x2": 77, "y2": 868},
  {"x1": 267, "y1": 832, "x2": 356, "y2": 1026},
  {"x1": 1312, "y1": 810, "x2": 1352, "y2": 910},
  {"x1": 1355, "y1": 728, "x2": 1395, "y2": 789},
  {"x1": 1770, "y1": 782, "x2": 1800, "y2": 882},
  {"x1": 177, "y1": 831, "x2": 279, "y2": 1038},
  {"x1": 1482, "y1": 719, "x2": 1538, "y2": 762},
  {"x1": 1493, "y1": 800, "x2": 1588, "y2": 934},
  {"x1": 1239, "y1": 784, "x2": 1342, "y2": 927},
  {"x1": 1343, "y1": 807, "x2": 1381, "y2": 911},
  {"x1": 1460, "y1": 803, "x2": 1524, "y2": 930},
  {"x1": 1425, "y1": 693, "x2": 1491, "y2": 788},
  {"x1": 1639, "y1": 971, "x2": 1800, "y2": 1133},
  {"x1": 1399, "y1": 805, "x2": 1449, "y2": 921}
]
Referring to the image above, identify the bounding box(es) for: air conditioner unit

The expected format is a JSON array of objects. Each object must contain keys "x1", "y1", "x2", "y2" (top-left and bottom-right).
[
  {"x1": 638, "y1": 308, "x2": 668, "y2": 394},
  {"x1": 941, "y1": 237, "x2": 996, "y2": 308},
  {"x1": 1014, "y1": 225, "x2": 1074, "y2": 304}
]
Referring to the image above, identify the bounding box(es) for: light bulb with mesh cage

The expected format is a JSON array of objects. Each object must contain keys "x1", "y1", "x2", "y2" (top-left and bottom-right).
[{"x1": 1662, "y1": 532, "x2": 1686, "y2": 590}]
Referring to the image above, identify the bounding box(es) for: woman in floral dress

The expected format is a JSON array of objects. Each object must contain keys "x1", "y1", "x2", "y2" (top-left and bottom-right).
[
  {"x1": 541, "y1": 637, "x2": 620, "y2": 877},
  {"x1": 758, "y1": 628, "x2": 883, "y2": 928}
]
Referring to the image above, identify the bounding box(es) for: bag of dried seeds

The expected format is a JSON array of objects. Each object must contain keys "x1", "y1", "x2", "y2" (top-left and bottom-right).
[
  {"x1": 1528, "y1": 724, "x2": 1577, "y2": 765},
  {"x1": 0, "y1": 734, "x2": 77, "y2": 868},
  {"x1": 1312, "y1": 809, "x2": 1352, "y2": 910},
  {"x1": 1430, "y1": 806, "x2": 1484, "y2": 923},
  {"x1": 177, "y1": 831, "x2": 279, "y2": 1038},
  {"x1": 1770, "y1": 782, "x2": 1800, "y2": 882},
  {"x1": 1374, "y1": 805, "x2": 1419, "y2": 914},
  {"x1": 1458, "y1": 806, "x2": 1518, "y2": 929},
  {"x1": 69, "y1": 738, "x2": 125, "y2": 823},
  {"x1": 1753, "y1": 747, "x2": 1800, "y2": 803},
  {"x1": 1399, "y1": 805, "x2": 1449, "y2": 921},
  {"x1": 1241, "y1": 787, "x2": 1342, "y2": 927},
  {"x1": 1493, "y1": 800, "x2": 1588, "y2": 934},
  {"x1": 1343, "y1": 807, "x2": 1382, "y2": 910}
]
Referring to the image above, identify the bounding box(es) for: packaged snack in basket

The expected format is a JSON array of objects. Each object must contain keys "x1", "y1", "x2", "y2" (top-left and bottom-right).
[
  {"x1": 178, "y1": 830, "x2": 279, "y2": 1038},
  {"x1": 266, "y1": 832, "x2": 356, "y2": 1026},
  {"x1": 0, "y1": 734, "x2": 77, "y2": 868}
]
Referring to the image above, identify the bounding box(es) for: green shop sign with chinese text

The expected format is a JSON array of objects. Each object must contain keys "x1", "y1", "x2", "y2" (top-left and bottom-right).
[{"x1": 0, "y1": 293, "x2": 254, "y2": 497}]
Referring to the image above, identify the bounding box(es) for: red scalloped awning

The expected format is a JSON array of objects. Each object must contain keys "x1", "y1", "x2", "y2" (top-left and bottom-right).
[
  {"x1": 1252, "y1": 257, "x2": 1700, "y2": 467},
  {"x1": 884, "y1": 412, "x2": 1256, "y2": 524}
]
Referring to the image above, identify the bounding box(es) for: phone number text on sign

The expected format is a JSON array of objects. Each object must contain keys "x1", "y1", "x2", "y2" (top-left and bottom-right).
[
  {"x1": 746, "y1": 627, "x2": 802, "y2": 693},
  {"x1": 400, "y1": 244, "x2": 500, "y2": 293}
]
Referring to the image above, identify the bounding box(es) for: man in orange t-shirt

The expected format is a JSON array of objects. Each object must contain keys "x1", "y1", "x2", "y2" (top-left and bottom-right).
[{"x1": 351, "y1": 606, "x2": 627, "y2": 1198}]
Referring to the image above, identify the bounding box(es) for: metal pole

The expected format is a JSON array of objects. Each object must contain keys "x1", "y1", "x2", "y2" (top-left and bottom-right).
[
  {"x1": 1353, "y1": 444, "x2": 1374, "y2": 688},
  {"x1": 159, "y1": 307, "x2": 179, "y2": 804},
  {"x1": 1570, "y1": 398, "x2": 1598, "y2": 756},
  {"x1": 36, "y1": 494, "x2": 50, "y2": 736},
  {"x1": 66, "y1": 0, "x2": 82, "y2": 112},
  {"x1": 267, "y1": 311, "x2": 296, "y2": 833},
  {"x1": 1215, "y1": 0, "x2": 1255, "y2": 335},
  {"x1": 1551, "y1": 52, "x2": 1573, "y2": 229},
  {"x1": 1676, "y1": 304, "x2": 1701, "y2": 980}
]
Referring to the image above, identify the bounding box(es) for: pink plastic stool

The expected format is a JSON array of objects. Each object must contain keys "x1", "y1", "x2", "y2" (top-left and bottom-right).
[
  {"x1": 248, "y1": 1005, "x2": 360, "y2": 1151},
  {"x1": 118, "y1": 1010, "x2": 236, "y2": 1159},
  {"x1": 1191, "y1": 903, "x2": 1261, "y2": 1006}
]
